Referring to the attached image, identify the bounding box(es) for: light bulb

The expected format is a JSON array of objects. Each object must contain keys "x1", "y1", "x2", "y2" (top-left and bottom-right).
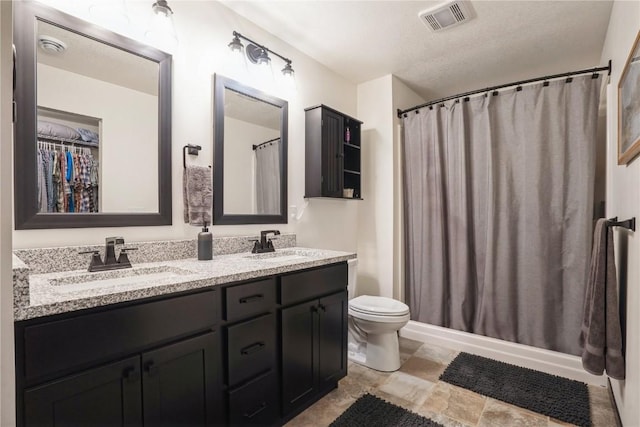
[{"x1": 145, "y1": 1, "x2": 178, "y2": 51}]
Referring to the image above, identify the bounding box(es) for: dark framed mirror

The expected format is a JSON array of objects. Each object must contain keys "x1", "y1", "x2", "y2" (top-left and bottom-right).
[
  {"x1": 14, "y1": 1, "x2": 172, "y2": 229},
  {"x1": 213, "y1": 74, "x2": 288, "y2": 225}
]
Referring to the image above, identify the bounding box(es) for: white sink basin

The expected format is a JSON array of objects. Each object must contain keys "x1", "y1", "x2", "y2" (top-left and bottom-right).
[
  {"x1": 49, "y1": 266, "x2": 197, "y2": 287},
  {"x1": 244, "y1": 248, "x2": 320, "y2": 263}
]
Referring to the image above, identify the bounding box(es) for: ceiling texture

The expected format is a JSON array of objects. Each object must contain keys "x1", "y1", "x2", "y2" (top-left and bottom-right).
[{"x1": 221, "y1": 0, "x2": 614, "y2": 102}]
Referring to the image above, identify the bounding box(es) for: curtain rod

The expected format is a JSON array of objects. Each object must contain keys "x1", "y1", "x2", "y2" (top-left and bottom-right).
[
  {"x1": 252, "y1": 137, "x2": 280, "y2": 151},
  {"x1": 397, "y1": 60, "x2": 611, "y2": 118}
]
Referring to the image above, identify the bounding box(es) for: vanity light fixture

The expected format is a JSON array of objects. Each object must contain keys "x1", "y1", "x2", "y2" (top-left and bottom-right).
[
  {"x1": 146, "y1": 0, "x2": 178, "y2": 50},
  {"x1": 228, "y1": 34, "x2": 244, "y2": 55},
  {"x1": 229, "y1": 31, "x2": 295, "y2": 84}
]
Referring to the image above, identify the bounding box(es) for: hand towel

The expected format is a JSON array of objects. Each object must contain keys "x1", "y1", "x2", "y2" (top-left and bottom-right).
[
  {"x1": 579, "y1": 218, "x2": 625, "y2": 380},
  {"x1": 183, "y1": 166, "x2": 212, "y2": 227}
]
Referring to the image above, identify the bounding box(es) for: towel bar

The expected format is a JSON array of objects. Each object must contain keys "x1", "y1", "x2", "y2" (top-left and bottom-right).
[
  {"x1": 183, "y1": 144, "x2": 202, "y2": 169},
  {"x1": 607, "y1": 217, "x2": 635, "y2": 232}
]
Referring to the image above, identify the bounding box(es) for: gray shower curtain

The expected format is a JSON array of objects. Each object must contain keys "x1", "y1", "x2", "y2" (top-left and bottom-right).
[
  {"x1": 255, "y1": 140, "x2": 281, "y2": 214},
  {"x1": 402, "y1": 75, "x2": 600, "y2": 355}
]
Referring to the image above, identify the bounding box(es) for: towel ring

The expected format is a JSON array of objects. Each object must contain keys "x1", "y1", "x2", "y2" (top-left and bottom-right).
[{"x1": 183, "y1": 144, "x2": 202, "y2": 169}]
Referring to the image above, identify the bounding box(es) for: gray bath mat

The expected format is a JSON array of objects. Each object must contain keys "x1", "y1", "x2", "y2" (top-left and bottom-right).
[
  {"x1": 440, "y1": 352, "x2": 591, "y2": 426},
  {"x1": 330, "y1": 393, "x2": 443, "y2": 427}
]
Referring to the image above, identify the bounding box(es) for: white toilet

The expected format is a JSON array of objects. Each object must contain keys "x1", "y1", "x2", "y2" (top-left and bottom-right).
[{"x1": 347, "y1": 259, "x2": 411, "y2": 372}]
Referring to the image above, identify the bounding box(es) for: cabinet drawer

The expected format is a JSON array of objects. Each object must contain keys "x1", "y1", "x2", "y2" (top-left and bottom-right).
[
  {"x1": 224, "y1": 278, "x2": 276, "y2": 322},
  {"x1": 23, "y1": 290, "x2": 217, "y2": 383},
  {"x1": 228, "y1": 371, "x2": 278, "y2": 427},
  {"x1": 280, "y1": 263, "x2": 347, "y2": 306},
  {"x1": 227, "y1": 313, "x2": 276, "y2": 387}
]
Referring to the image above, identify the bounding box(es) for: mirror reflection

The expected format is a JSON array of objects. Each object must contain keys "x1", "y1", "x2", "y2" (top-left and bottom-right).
[
  {"x1": 35, "y1": 20, "x2": 159, "y2": 214},
  {"x1": 213, "y1": 74, "x2": 287, "y2": 225},
  {"x1": 223, "y1": 87, "x2": 281, "y2": 215}
]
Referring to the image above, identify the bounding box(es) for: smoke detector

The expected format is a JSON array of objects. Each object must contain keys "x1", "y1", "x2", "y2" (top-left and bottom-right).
[
  {"x1": 38, "y1": 35, "x2": 67, "y2": 54},
  {"x1": 419, "y1": 0, "x2": 476, "y2": 32}
]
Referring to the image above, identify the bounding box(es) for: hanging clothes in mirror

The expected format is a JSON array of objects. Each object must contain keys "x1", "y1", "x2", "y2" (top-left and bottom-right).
[{"x1": 37, "y1": 140, "x2": 99, "y2": 213}]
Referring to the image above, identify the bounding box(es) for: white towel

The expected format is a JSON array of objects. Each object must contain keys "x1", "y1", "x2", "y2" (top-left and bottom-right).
[
  {"x1": 183, "y1": 166, "x2": 212, "y2": 226},
  {"x1": 579, "y1": 218, "x2": 625, "y2": 380}
]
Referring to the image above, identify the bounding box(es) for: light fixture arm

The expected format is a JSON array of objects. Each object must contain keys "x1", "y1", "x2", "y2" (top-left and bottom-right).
[{"x1": 232, "y1": 31, "x2": 292, "y2": 66}]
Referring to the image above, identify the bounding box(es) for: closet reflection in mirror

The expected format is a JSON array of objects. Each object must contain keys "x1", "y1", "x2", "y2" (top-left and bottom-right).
[
  {"x1": 35, "y1": 19, "x2": 159, "y2": 214},
  {"x1": 223, "y1": 88, "x2": 281, "y2": 215},
  {"x1": 213, "y1": 74, "x2": 287, "y2": 225}
]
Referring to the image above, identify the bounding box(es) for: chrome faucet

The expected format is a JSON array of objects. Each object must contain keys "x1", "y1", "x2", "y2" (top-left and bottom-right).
[
  {"x1": 251, "y1": 230, "x2": 281, "y2": 253},
  {"x1": 79, "y1": 236, "x2": 137, "y2": 272}
]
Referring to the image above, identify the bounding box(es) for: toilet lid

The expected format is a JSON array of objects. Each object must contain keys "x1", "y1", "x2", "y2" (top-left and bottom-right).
[{"x1": 349, "y1": 295, "x2": 410, "y2": 316}]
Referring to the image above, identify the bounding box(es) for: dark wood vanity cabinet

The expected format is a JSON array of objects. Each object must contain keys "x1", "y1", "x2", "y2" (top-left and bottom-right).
[
  {"x1": 24, "y1": 333, "x2": 218, "y2": 426},
  {"x1": 222, "y1": 279, "x2": 279, "y2": 426},
  {"x1": 16, "y1": 289, "x2": 222, "y2": 427},
  {"x1": 305, "y1": 105, "x2": 363, "y2": 199},
  {"x1": 15, "y1": 262, "x2": 348, "y2": 427},
  {"x1": 280, "y1": 264, "x2": 349, "y2": 421}
]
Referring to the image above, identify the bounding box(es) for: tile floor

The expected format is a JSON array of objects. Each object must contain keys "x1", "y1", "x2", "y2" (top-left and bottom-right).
[{"x1": 285, "y1": 337, "x2": 618, "y2": 427}]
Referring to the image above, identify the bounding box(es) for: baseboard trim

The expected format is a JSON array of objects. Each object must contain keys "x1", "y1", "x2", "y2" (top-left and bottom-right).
[
  {"x1": 607, "y1": 378, "x2": 623, "y2": 427},
  {"x1": 400, "y1": 320, "x2": 607, "y2": 386}
]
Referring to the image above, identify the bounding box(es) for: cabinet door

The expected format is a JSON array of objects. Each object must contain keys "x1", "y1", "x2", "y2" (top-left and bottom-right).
[
  {"x1": 318, "y1": 291, "x2": 348, "y2": 388},
  {"x1": 281, "y1": 300, "x2": 318, "y2": 415},
  {"x1": 24, "y1": 356, "x2": 142, "y2": 427},
  {"x1": 321, "y1": 109, "x2": 344, "y2": 197},
  {"x1": 142, "y1": 332, "x2": 220, "y2": 427}
]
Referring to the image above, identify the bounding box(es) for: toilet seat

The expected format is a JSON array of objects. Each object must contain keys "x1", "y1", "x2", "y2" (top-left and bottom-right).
[{"x1": 349, "y1": 295, "x2": 409, "y2": 316}]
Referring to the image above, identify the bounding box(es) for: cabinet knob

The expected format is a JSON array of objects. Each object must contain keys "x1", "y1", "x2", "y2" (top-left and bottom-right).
[
  {"x1": 144, "y1": 361, "x2": 158, "y2": 376},
  {"x1": 310, "y1": 305, "x2": 318, "y2": 313},
  {"x1": 318, "y1": 303, "x2": 326, "y2": 312},
  {"x1": 122, "y1": 366, "x2": 139, "y2": 383}
]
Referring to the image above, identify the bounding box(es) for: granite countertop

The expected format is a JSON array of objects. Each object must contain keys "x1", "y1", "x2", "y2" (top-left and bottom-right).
[{"x1": 14, "y1": 247, "x2": 356, "y2": 321}]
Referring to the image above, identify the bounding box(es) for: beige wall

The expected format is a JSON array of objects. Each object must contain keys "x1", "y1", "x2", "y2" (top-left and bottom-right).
[
  {"x1": 13, "y1": 0, "x2": 358, "y2": 250},
  {"x1": 0, "y1": 1, "x2": 15, "y2": 425},
  {"x1": 355, "y1": 75, "x2": 424, "y2": 300},
  {"x1": 356, "y1": 75, "x2": 394, "y2": 298},
  {"x1": 600, "y1": 1, "x2": 640, "y2": 424}
]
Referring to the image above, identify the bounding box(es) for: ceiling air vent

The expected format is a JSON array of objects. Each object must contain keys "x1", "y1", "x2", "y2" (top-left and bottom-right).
[
  {"x1": 419, "y1": 0, "x2": 476, "y2": 32},
  {"x1": 38, "y1": 35, "x2": 67, "y2": 54}
]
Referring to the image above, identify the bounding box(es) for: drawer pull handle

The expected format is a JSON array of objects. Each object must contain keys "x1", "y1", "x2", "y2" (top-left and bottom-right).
[
  {"x1": 239, "y1": 294, "x2": 264, "y2": 304},
  {"x1": 144, "y1": 361, "x2": 158, "y2": 376},
  {"x1": 240, "y1": 342, "x2": 265, "y2": 356},
  {"x1": 244, "y1": 402, "x2": 267, "y2": 419}
]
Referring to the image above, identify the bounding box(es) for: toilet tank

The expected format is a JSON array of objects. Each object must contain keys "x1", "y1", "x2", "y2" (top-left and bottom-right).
[{"x1": 347, "y1": 258, "x2": 358, "y2": 300}]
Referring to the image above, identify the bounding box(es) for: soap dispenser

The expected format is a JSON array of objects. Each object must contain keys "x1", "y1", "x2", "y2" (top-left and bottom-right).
[{"x1": 198, "y1": 222, "x2": 213, "y2": 260}]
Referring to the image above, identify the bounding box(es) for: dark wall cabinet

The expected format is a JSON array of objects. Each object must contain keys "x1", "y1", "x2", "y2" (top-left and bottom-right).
[
  {"x1": 305, "y1": 105, "x2": 363, "y2": 199},
  {"x1": 15, "y1": 262, "x2": 348, "y2": 427}
]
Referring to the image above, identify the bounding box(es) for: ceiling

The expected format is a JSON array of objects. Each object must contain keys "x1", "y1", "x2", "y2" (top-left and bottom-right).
[{"x1": 220, "y1": 0, "x2": 614, "y2": 102}]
